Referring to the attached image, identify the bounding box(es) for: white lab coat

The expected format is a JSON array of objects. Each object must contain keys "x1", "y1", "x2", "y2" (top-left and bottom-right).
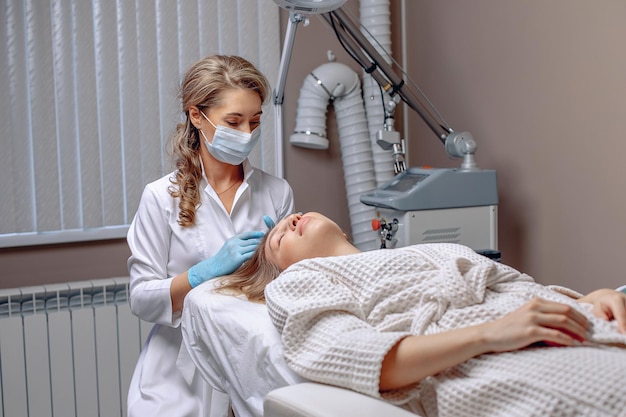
[{"x1": 126, "y1": 159, "x2": 294, "y2": 417}]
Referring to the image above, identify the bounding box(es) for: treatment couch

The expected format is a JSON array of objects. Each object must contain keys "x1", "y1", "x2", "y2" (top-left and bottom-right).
[
  {"x1": 181, "y1": 281, "x2": 423, "y2": 417},
  {"x1": 264, "y1": 382, "x2": 418, "y2": 417}
]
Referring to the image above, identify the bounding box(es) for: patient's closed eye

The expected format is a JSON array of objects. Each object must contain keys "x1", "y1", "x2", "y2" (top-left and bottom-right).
[{"x1": 269, "y1": 227, "x2": 285, "y2": 251}]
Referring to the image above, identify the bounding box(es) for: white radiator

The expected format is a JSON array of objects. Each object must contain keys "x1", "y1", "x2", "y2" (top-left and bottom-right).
[{"x1": 0, "y1": 277, "x2": 152, "y2": 417}]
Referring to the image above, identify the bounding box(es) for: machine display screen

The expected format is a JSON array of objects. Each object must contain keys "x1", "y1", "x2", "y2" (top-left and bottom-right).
[{"x1": 382, "y1": 173, "x2": 429, "y2": 192}]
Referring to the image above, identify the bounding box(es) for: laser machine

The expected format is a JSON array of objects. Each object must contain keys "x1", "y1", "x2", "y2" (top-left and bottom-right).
[{"x1": 360, "y1": 165, "x2": 498, "y2": 254}]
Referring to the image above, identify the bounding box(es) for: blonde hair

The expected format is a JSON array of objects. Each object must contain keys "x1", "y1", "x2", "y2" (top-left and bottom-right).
[
  {"x1": 167, "y1": 55, "x2": 271, "y2": 227},
  {"x1": 214, "y1": 233, "x2": 280, "y2": 303}
]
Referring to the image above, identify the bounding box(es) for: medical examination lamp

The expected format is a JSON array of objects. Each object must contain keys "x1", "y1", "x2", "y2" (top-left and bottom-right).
[{"x1": 272, "y1": 0, "x2": 480, "y2": 173}]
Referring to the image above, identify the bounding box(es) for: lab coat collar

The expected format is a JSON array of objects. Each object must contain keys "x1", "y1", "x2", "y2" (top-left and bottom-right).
[
  {"x1": 241, "y1": 158, "x2": 255, "y2": 182},
  {"x1": 199, "y1": 158, "x2": 256, "y2": 191}
]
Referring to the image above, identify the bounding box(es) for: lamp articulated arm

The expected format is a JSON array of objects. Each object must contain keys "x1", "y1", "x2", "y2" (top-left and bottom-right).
[
  {"x1": 325, "y1": 9, "x2": 451, "y2": 144},
  {"x1": 323, "y1": 9, "x2": 478, "y2": 168}
]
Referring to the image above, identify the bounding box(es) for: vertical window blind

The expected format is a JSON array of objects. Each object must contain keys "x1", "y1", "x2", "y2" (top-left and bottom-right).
[{"x1": 0, "y1": 0, "x2": 281, "y2": 248}]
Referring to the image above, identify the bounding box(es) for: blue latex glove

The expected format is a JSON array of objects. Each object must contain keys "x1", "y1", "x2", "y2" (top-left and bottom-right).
[
  {"x1": 188, "y1": 230, "x2": 264, "y2": 288},
  {"x1": 263, "y1": 215, "x2": 275, "y2": 230}
]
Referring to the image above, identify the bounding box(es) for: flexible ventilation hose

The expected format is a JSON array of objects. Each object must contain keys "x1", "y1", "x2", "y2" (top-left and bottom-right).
[
  {"x1": 290, "y1": 61, "x2": 378, "y2": 250},
  {"x1": 289, "y1": 1, "x2": 395, "y2": 250},
  {"x1": 360, "y1": 0, "x2": 396, "y2": 186}
]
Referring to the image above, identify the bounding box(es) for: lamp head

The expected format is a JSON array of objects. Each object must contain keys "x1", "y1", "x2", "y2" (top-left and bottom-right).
[{"x1": 273, "y1": 0, "x2": 347, "y2": 14}]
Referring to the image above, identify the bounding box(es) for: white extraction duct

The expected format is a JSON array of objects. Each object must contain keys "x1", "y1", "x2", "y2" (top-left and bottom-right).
[
  {"x1": 359, "y1": 0, "x2": 396, "y2": 186},
  {"x1": 288, "y1": 1, "x2": 397, "y2": 250},
  {"x1": 290, "y1": 61, "x2": 378, "y2": 250}
]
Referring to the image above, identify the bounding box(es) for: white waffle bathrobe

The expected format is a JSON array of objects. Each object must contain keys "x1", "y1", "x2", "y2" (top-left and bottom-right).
[{"x1": 265, "y1": 243, "x2": 626, "y2": 417}]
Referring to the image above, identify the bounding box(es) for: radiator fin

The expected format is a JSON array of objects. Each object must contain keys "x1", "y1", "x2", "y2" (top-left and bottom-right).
[{"x1": 0, "y1": 277, "x2": 148, "y2": 417}]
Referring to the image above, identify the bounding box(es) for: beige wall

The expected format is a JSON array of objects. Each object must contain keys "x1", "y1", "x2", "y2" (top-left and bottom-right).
[
  {"x1": 0, "y1": 239, "x2": 130, "y2": 288},
  {"x1": 399, "y1": 0, "x2": 626, "y2": 293},
  {"x1": 3, "y1": 1, "x2": 625, "y2": 295}
]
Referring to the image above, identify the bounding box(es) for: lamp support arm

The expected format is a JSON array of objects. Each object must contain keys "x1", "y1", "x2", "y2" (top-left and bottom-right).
[
  {"x1": 274, "y1": 12, "x2": 306, "y2": 106},
  {"x1": 325, "y1": 8, "x2": 451, "y2": 145}
]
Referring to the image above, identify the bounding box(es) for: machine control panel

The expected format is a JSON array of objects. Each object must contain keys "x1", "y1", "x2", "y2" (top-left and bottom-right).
[{"x1": 360, "y1": 166, "x2": 498, "y2": 211}]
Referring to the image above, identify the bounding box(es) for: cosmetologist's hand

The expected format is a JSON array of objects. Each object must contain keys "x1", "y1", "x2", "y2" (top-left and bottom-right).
[
  {"x1": 263, "y1": 215, "x2": 275, "y2": 230},
  {"x1": 188, "y1": 230, "x2": 264, "y2": 288}
]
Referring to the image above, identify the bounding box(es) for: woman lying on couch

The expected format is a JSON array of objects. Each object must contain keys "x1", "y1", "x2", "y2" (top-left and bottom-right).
[{"x1": 194, "y1": 212, "x2": 626, "y2": 416}]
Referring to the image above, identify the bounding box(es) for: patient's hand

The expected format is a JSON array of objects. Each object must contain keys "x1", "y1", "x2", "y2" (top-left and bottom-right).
[
  {"x1": 482, "y1": 298, "x2": 589, "y2": 352},
  {"x1": 578, "y1": 289, "x2": 626, "y2": 333}
]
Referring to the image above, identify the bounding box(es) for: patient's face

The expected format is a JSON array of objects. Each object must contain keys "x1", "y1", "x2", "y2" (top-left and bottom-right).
[{"x1": 264, "y1": 212, "x2": 347, "y2": 270}]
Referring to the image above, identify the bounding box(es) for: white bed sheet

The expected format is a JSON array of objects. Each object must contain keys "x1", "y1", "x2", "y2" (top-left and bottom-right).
[{"x1": 179, "y1": 281, "x2": 306, "y2": 417}]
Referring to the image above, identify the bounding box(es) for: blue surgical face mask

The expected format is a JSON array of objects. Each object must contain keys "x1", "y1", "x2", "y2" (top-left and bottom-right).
[{"x1": 200, "y1": 111, "x2": 261, "y2": 165}]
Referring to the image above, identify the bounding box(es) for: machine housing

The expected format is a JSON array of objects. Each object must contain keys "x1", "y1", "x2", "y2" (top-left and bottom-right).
[{"x1": 360, "y1": 167, "x2": 498, "y2": 255}]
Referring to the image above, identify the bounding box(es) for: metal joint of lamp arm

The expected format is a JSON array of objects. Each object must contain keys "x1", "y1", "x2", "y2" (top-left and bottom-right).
[
  {"x1": 445, "y1": 131, "x2": 479, "y2": 171},
  {"x1": 377, "y1": 129, "x2": 407, "y2": 175}
]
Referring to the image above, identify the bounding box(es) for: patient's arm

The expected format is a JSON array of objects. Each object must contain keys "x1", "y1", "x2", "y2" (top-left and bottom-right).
[
  {"x1": 577, "y1": 288, "x2": 626, "y2": 332},
  {"x1": 380, "y1": 297, "x2": 589, "y2": 391}
]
